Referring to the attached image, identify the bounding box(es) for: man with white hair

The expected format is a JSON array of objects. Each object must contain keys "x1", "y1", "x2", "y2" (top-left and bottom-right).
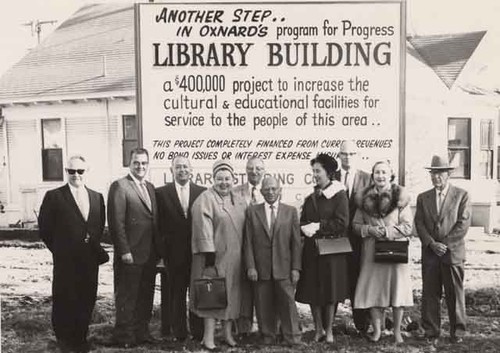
[{"x1": 39, "y1": 155, "x2": 106, "y2": 353}]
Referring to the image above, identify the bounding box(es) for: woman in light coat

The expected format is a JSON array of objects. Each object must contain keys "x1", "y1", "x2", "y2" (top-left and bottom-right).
[
  {"x1": 353, "y1": 160, "x2": 413, "y2": 344},
  {"x1": 190, "y1": 160, "x2": 247, "y2": 350}
]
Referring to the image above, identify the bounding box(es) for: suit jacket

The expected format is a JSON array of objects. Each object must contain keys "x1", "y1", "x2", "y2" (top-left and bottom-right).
[
  {"x1": 244, "y1": 202, "x2": 302, "y2": 281},
  {"x1": 233, "y1": 182, "x2": 260, "y2": 206},
  {"x1": 156, "y1": 182, "x2": 206, "y2": 269},
  {"x1": 415, "y1": 184, "x2": 471, "y2": 264},
  {"x1": 107, "y1": 175, "x2": 160, "y2": 265},
  {"x1": 334, "y1": 169, "x2": 372, "y2": 223},
  {"x1": 38, "y1": 184, "x2": 105, "y2": 260}
]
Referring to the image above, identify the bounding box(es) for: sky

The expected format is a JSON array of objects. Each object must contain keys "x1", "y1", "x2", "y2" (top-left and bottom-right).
[{"x1": 0, "y1": 0, "x2": 498, "y2": 77}]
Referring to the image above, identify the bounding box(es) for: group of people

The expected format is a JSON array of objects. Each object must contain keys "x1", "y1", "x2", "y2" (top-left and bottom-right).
[{"x1": 38, "y1": 142, "x2": 470, "y2": 353}]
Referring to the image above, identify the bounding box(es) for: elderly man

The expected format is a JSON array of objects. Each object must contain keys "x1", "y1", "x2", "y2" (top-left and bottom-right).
[
  {"x1": 39, "y1": 155, "x2": 106, "y2": 353},
  {"x1": 156, "y1": 156, "x2": 206, "y2": 341},
  {"x1": 108, "y1": 148, "x2": 161, "y2": 348},
  {"x1": 415, "y1": 155, "x2": 471, "y2": 345},
  {"x1": 334, "y1": 140, "x2": 371, "y2": 332},
  {"x1": 233, "y1": 156, "x2": 266, "y2": 335},
  {"x1": 244, "y1": 176, "x2": 302, "y2": 345}
]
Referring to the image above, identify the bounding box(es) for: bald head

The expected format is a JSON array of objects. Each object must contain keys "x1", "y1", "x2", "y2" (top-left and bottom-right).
[
  {"x1": 339, "y1": 140, "x2": 358, "y2": 171},
  {"x1": 260, "y1": 176, "x2": 281, "y2": 205}
]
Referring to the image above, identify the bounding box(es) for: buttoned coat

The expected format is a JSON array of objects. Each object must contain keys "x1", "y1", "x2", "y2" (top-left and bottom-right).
[
  {"x1": 156, "y1": 182, "x2": 206, "y2": 269},
  {"x1": 415, "y1": 185, "x2": 471, "y2": 264},
  {"x1": 244, "y1": 203, "x2": 302, "y2": 280}
]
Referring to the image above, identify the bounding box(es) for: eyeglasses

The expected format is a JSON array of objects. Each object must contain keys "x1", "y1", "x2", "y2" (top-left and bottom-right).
[{"x1": 66, "y1": 169, "x2": 85, "y2": 175}]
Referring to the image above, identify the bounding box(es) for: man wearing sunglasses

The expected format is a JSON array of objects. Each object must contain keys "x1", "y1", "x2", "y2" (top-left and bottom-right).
[
  {"x1": 39, "y1": 155, "x2": 106, "y2": 353},
  {"x1": 107, "y1": 148, "x2": 162, "y2": 348}
]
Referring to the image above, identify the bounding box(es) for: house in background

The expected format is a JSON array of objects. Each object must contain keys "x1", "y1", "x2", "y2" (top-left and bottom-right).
[{"x1": 0, "y1": 3, "x2": 498, "y2": 230}]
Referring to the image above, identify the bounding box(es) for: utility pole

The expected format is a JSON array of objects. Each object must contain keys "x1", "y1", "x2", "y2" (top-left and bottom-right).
[{"x1": 22, "y1": 20, "x2": 58, "y2": 44}]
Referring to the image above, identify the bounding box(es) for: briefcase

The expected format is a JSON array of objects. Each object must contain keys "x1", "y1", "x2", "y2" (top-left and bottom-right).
[
  {"x1": 193, "y1": 273, "x2": 227, "y2": 310},
  {"x1": 374, "y1": 239, "x2": 409, "y2": 263},
  {"x1": 315, "y1": 237, "x2": 352, "y2": 256}
]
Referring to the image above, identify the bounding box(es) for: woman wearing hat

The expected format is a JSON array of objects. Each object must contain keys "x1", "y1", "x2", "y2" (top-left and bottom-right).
[
  {"x1": 295, "y1": 153, "x2": 350, "y2": 343},
  {"x1": 190, "y1": 160, "x2": 247, "y2": 350},
  {"x1": 352, "y1": 160, "x2": 413, "y2": 344}
]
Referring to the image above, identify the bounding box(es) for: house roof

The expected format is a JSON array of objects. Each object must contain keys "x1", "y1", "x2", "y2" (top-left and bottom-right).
[
  {"x1": 0, "y1": 2, "x2": 491, "y2": 105},
  {"x1": 407, "y1": 31, "x2": 486, "y2": 89},
  {"x1": 0, "y1": 3, "x2": 135, "y2": 105}
]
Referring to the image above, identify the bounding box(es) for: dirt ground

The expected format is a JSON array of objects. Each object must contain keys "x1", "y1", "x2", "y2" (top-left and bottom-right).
[{"x1": 1, "y1": 228, "x2": 500, "y2": 352}]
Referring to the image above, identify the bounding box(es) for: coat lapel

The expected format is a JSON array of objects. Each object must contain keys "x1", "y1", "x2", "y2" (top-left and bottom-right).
[
  {"x1": 61, "y1": 184, "x2": 86, "y2": 224},
  {"x1": 426, "y1": 189, "x2": 439, "y2": 222},
  {"x1": 438, "y1": 185, "x2": 456, "y2": 222},
  {"x1": 168, "y1": 183, "x2": 185, "y2": 217},
  {"x1": 127, "y1": 176, "x2": 152, "y2": 213}
]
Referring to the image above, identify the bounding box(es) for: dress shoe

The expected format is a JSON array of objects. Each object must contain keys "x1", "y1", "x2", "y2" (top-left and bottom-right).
[{"x1": 201, "y1": 343, "x2": 221, "y2": 352}]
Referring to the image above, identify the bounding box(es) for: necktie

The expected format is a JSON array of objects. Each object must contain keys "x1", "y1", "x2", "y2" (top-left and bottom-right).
[
  {"x1": 139, "y1": 182, "x2": 152, "y2": 210},
  {"x1": 344, "y1": 171, "x2": 350, "y2": 199},
  {"x1": 76, "y1": 187, "x2": 89, "y2": 220},
  {"x1": 251, "y1": 186, "x2": 257, "y2": 205},
  {"x1": 270, "y1": 204, "x2": 276, "y2": 233},
  {"x1": 180, "y1": 185, "x2": 189, "y2": 218},
  {"x1": 437, "y1": 191, "x2": 444, "y2": 214}
]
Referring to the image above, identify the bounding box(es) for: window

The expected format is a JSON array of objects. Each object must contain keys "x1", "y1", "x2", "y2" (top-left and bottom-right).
[
  {"x1": 41, "y1": 118, "x2": 64, "y2": 181},
  {"x1": 448, "y1": 118, "x2": 471, "y2": 179},
  {"x1": 122, "y1": 115, "x2": 138, "y2": 167},
  {"x1": 480, "y1": 120, "x2": 494, "y2": 179}
]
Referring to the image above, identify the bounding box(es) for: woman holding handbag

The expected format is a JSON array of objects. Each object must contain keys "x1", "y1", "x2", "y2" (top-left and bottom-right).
[
  {"x1": 295, "y1": 153, "x2": 350, "y2": 343},
  {"x1": 353, "y1": 160, "x2": 413, "y2": 344},
  {"x1": 190, "y1": 160, "x2": 247, "y2": 350}
]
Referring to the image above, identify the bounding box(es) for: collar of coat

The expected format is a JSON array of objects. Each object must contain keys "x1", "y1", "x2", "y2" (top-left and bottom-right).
[{"x1": 355, "y1": 184, "x2": 410, "y2": 218}]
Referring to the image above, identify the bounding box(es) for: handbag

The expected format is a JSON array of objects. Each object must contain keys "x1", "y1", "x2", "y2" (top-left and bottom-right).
[
  {"x1": 315, "y1": 237, "x2": 353, "y2": 255},
  {"x1": 193, "y1": 268, "x2": 227, "y2": 310},
  {"x1": 374, "y1": 239, "x2": 409, "y2": 263}
]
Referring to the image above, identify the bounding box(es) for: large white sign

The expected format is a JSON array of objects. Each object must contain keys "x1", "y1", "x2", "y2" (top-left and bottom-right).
[{"x1": 136, "y1": 1, "x2": 405, "y2": 203}]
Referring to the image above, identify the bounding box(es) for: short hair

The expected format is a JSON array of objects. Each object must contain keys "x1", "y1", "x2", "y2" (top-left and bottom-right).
[
  {"x1": 310, "y1": 153, "x2": 338, "y2": 181},
  {"x1": 171, "y1": 155, "x2": 191, "y2": 167},
  {"x1": 371, "y1": 160, "x2": 396, "y2": 182},
  {"x1": 67, "y1": 155, "x2": 86, "y2": 163},
  {"x1": 246, "y1": 156, "x2": 265, "y2": 167},
  {"x1": 130, "y1": 147, "x2": 149, "y2": 160}
]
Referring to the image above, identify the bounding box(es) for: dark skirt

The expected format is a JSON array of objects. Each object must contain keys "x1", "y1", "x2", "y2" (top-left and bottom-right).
[{"x1": 295, "y1": 238, "x2": 350, "y2": 306}]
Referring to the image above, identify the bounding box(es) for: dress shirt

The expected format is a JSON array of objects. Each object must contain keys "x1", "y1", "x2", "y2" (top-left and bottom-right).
[
  {"x1": 69, "y1": 184, "x2": 89, "y2": 220},
  {"x1": 175, "y1": 181, "x2": 190, "y2": 217},
  {"x1": 340, "y1": 168, "x2": 356, "y2": 197},
  {"x1": 264, "y1": 201, "x2": 279, "y2": 231},
  {"x1": 248, "y1": 182, "x2": 263, "y2": 204},
  {"x1": 435, "y1": 182, "x2": 450, "y2": 214},
  {"x1": 129, "y1": 173, "x2": 152, "y2": 210}
]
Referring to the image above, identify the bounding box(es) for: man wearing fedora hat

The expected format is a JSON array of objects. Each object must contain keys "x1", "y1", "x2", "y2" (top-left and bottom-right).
[{"x1": 415, "y1": 154, "x2": 471, "y2": 345}]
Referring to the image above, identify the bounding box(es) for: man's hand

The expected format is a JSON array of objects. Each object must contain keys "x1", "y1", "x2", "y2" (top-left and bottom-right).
[
  {"x1": 291, "y1": 270, "x2": 300, "y2": 285},
  {"x1": 121, "y1": 252, "x2": 133, "y2": 264},
  {"x1": 430, "y1": 242, "x2": 448, "y2": 256},
  {"x1": 247, "y1": 268, "x2": 258, "y2": 281}
]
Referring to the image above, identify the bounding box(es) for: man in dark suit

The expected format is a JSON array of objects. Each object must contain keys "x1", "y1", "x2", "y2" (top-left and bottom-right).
[
  {"x1": 244, "y1": 176, "x2": 302, "y2": 345},
  {"x1": 39, "y1": 155, "x2": 105, "y2": 353},
  {"x1": 415, "y1": 154, "x2": 471, "y2": 344},
  {"x1": 156, "y1": 156, "x2": 206, "y2": 341},
  {"x1": 233, "y1": 156, "x2": 266, "y2": 335},
  {"x1": 108, "y1": 148, "x2": 161, "y2": 347},
  {"x1": 334, "y1": 140, "x2": 371, "y2": 332}
]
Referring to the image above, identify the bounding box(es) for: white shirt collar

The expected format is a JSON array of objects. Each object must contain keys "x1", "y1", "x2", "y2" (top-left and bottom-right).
[
  {"x1": 129, "y1": 172, "x2": 146, "y2": 186},
  {"x1": 68, "y1": 183, "x2": 86, "y2": 195},
  {"x1": 321, "y1": 181, "x2": 345, "y2": 199}
]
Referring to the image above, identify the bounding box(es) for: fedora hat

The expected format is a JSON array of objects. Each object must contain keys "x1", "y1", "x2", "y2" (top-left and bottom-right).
[{"x1": 425, "y1": 154, "x2": 455, "y2": 171}]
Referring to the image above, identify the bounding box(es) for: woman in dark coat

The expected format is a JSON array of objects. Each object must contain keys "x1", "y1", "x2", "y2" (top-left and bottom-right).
[{"x1": 296, "y1": 153, "x2": 350, "y2": 343}]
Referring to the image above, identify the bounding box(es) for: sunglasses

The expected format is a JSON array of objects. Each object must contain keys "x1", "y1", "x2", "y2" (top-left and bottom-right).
[{"x1": 66, "y1": 169, "x2": 85, "y2": 175}]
